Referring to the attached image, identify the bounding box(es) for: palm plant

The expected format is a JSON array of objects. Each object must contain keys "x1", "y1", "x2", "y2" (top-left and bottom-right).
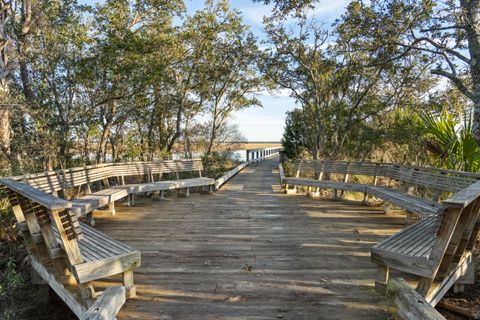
[{"x1": 421, "y1": 109, "x2": 480, "y2": 172}]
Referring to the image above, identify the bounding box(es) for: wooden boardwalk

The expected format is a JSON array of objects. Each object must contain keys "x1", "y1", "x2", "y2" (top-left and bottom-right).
[{"x1": 93, "y1": 159, "x2": 402, "y2": 319}]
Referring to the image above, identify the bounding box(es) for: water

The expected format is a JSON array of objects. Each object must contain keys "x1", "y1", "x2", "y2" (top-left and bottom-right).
[{"x1": 172, "y1": 150, "x2": 247, "y2": 162}]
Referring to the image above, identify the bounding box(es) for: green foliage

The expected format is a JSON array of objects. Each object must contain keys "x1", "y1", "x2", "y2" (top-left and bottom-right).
[
  {"x1": 252, "y1": 0, "x2": 314, "y2": 13},
  {"x1": 281, "y1": 109, "x2": 305, "y2": 159},
  {"x1": 336, "y1": 0, "x2": 480, "y2": 145},
  {"x1": 266, "y1": 11, "x2": 436, "y2": 162},
  {"x1": 0, "y1": 244, "x2": 27, "y2": 320},
  {"x1": 422, "y1": 109, "x2": 480, "y2": 172},
  {"x1": 202, "y1": 151, "x2": 240, "y2": 178}
]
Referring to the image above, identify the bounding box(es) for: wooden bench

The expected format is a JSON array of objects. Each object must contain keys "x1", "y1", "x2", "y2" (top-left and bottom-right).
[
  {"x1": 0, "y1": 178, "x2": 141, "y2": 318},
  {"x1": 367, "y1": 186, "x2": 443, "y2": 220},
  {"x1": 15, "y1": 164, "x2": 125, "y2": 225},
  {"x1": 371, "y1": 180, "x2": 480, "y2": 306},
  {"x1": 283, "y1": 160, "x2": 387, "y2": 200},
  {"x1": 111, "y1": 160, "x2": 215, "y2": 206},
  {"x1": 283, "y1": 160, "x2": 479, "y2": 222},
  {"x1": 10, "y1": 159, "x2": 214, "y2": 225}
]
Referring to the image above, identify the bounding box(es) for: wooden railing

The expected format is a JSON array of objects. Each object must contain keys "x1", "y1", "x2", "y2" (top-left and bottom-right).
[
  {"x1": 387, "y1": 278, "x2": 446, "y2": 320},
  {"x1": 215, "y1": 147, "x2": 284, "y2": 189},
  {"x1": 246, "y1": 147, "x2": 283, "y2": 162}
]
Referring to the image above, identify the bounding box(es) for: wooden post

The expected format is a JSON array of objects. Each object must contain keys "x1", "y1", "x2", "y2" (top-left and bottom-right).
[
  {"x1": 49, "y1": 208, "x2": 95, "y2": 306},
  {"x1": 109, "y1": 202, "x2": 116, "y2": 216},
  {"x1": 123, "y1": 269, "x2": 136, "y2": 298},
  {"x1": 86, "y1": 212, "x2": 95, "y2": 227},
  {"x1": 128, "y1": 194, "x2": 135, "y2": 207},
  {"x1": 375, "y1": 265, "x2": 389, "y2": 293}
]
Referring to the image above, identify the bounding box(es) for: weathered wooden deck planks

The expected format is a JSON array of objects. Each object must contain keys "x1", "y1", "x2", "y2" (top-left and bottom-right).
[{"x1": 93, "y1": 159, "x2": 401, "y2": 319}]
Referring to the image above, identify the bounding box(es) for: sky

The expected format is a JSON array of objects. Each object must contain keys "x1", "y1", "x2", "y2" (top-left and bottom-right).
[{"x1": 80, "y1": 0, "x2": 352, "y2": 141}]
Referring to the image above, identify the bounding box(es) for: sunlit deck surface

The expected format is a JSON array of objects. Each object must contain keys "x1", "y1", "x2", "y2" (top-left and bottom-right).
[{"x1": 93, "y1": 159, "x2": 402, "y2": 319}]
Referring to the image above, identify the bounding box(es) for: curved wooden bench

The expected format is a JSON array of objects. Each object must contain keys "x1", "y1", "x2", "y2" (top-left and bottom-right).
[
  {"x1": 283, "y1": 160, "x2": 480, "y2": 222},
  {"x1": 0, "y1": 178, "x2": 140, "y2": 318},
  {"x1": 9, "y1": 159, "x2": 214, "y2": 225},
  {"x1": 372, "y1": 181, "x2": 480, "y2": 306}
]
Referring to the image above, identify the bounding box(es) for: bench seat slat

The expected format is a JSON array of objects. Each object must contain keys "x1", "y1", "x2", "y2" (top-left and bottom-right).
[
  {"x1": 115, "y1": 177, "x2": 215, "y2": 194},
  {"x1": 283, "y1": 177, "x2": 367, "y2": 193},
  {"x1": 373, "y1": 217, "x2": 437, "y2": 259},
  {"x1": 367, "y1": 186, "x2": 443, "y2": 218},
  {"x1": 71, "y1": 188, "x2": 128, "y2": 216},
  {"x1": 53, "y1": 222, "x2": 141, "y2": 284}
]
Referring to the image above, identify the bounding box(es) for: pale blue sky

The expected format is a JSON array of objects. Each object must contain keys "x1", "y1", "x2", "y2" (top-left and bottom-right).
[{"x1": 81, "y1": 0, "x2": 351, "y2": 141}]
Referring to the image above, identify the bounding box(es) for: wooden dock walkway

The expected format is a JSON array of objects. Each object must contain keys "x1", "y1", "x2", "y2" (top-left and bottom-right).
[{"x1": 93, "y1": 158, "x2": 401, "y2": 319}]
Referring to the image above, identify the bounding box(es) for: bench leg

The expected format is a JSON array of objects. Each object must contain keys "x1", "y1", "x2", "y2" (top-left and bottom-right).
[
  {"x1": 86, "y1": 212, "x2": 95, "y2": 227},
  {"x1": 375, "y1": 265, "x2": 389, "y2": 294},
  {"x1": 284, "y1": 184, "x2": 296, "y2": 195},
  {"x1": 128, "y1": 194, "x2": 135, "y2": 207},
  {"x1": 209, "y1": 185, "x2": 214, "y2": 194},
  {"x1": 32, "y1": 269, "x2": 50, "y2": 304},
  {"x1": 455, "y1": 260, "x2": 475, "y2": 289},
  {"x1": 362, "y1": 192, "x2": 368, "y2": 205},
  {"x1": 453, "y1": 283, "x2": 465, "y2": 293},
  {"x1": 185, "y1": 187, "x2": 190, "y2": 198},
  {"x1": 109, "y1": 202, "x2": 116, "y2": 216},
  {"x1": 333, "y1": 189, "x2": 338, "y2": 200},
  {"x1": 123, "y1": 269, "x2": 136, "y2": 298},
  {"x1": 405, "y1": 211, "x2": 413, "y2": 225},
  {"x1": 416, "y1": 278, "x2": 433, "y2": 297}
]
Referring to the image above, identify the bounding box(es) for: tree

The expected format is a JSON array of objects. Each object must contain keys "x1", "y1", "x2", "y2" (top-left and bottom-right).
[
  {"x1": 0, "y1": 1, "x2": 11, "y2": 159},
  {"x1": 252, "y1": 0, "x2": 314, "y2": 13},
  {"x1": 337, "y1": 0, "x2": 480, "y2": 146},
  {"x1": 189, "y1": 0, "x2": 262, "y2": 158},
  {"x1": 264, "y1": 13, "x2": 427, "y2": 159},
  {"x1": 281, "y1": 109, "x2": 305, "y2": 159}
]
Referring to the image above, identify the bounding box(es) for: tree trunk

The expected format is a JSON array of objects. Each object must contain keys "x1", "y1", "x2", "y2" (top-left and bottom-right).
[
  {"x1": 0, "y1": 1, "x2": 11, "y2": 161},
  {"x1": 97, "y1": 123, "x2": 112, "y2": 163},
  {"x1": 461, "y1": 0, "x2": 480, "y2": 145}
]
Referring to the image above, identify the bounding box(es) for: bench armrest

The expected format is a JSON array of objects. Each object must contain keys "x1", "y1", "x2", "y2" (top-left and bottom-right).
[
  {"x1": 0, "y1": 178, "x2": 71, "y2": 210},
  {"x1": 443, "y1": 180, "x2": 480, "y2": 208}
]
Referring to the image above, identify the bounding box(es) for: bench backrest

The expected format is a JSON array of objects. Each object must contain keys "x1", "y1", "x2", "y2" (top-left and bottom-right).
[
  {"x1": 8, "y1": 159, "x2": 205, "y2": 195},
  {"x1": 298, "y1": 160, "x2": 388, "y2": 177},
  {"x1": 111, "y1": 159, "x2": 204, "y2": 177},
  {"x1": 386, "y1": 166, "x2": 477, "y2": 193},
  {"x1": 296, "y1": 160, "x2": 480, "y2": 194},
  {"x1": 21, "y1": 165, "x2": 112, "y2": 193}
]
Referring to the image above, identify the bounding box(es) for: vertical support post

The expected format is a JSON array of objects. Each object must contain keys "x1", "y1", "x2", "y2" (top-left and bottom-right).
[
  {"x1": 109, "y1": 202, "x2": 116, "y2": 216},
  {"x1": 123, "y1": 269, "x2": 136, "y2": 298},
  {"x1": 128, "y1": 194, "x2": 135, "y2": 207},
  {"x1": 375, "y1": 265, "x2": 389, "y2": 293}
]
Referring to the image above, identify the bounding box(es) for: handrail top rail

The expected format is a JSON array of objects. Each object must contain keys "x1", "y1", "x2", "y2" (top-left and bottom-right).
[
  {"x1": 247, "y1": 147, "x2": 284, "y2": 152},
  {"x1": 0, "y1": 178, "x2": 71, "y2": 210},
  {"x1": 442, "y1": 180, "x2": 480, "y2": 208}
]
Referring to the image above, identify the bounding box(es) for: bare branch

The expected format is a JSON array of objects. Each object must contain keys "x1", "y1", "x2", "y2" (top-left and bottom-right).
[{"x1": 431, "y1": 68, "x2": 475, "y2": 100}]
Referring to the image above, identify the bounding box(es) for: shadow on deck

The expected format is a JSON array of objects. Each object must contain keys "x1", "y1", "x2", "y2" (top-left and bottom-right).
[{"x1": 92, "y1": 159, "x2": 401, "y2": 319}]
